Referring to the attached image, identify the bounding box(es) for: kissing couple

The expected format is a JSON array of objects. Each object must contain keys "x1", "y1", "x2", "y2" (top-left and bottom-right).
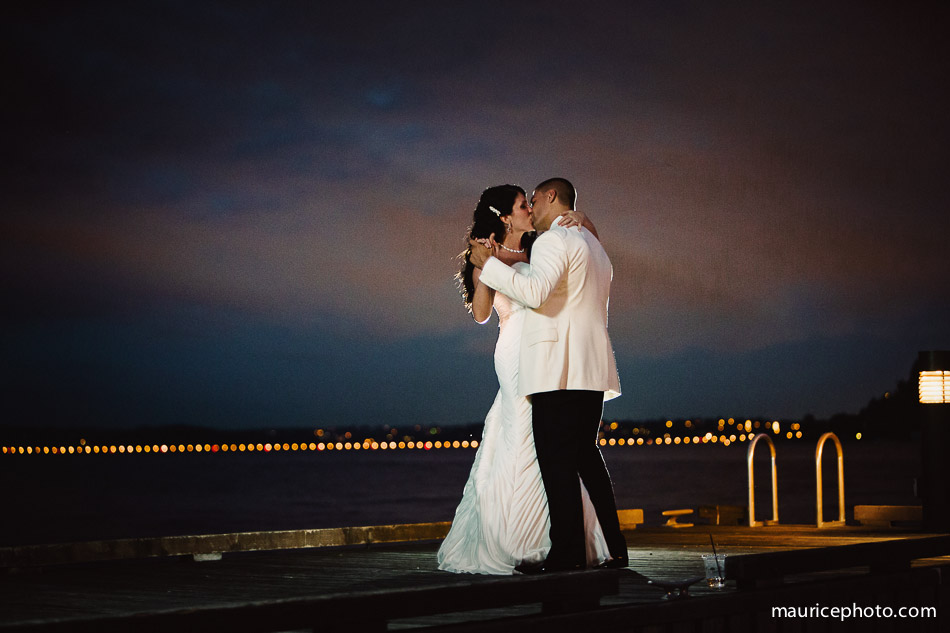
[{"x1": 438, "y1": 178, "x2": 628, "y2": 574}]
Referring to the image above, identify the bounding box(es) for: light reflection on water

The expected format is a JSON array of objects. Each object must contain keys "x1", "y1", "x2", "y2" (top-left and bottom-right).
[{"x1": 0, "y1": 441, "x2": 919, "y2": 546}]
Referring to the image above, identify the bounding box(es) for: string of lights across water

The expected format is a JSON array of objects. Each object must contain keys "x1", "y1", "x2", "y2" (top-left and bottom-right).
[{"x1": 1, "y1": 418, "x2": 859, "y2": 457}]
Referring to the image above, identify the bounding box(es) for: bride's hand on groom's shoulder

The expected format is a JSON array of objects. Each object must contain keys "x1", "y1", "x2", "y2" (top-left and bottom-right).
[{"x1": 557, "y1": 210, "x2": 586, "y2": 229}]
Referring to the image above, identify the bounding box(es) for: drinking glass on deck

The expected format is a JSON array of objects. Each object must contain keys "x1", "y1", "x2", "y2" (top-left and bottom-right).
[{"x1": 702, "y1": 553, "x2": 727, "y2": 588}]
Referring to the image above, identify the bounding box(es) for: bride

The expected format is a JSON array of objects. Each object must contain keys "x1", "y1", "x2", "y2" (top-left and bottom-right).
[{"x1": 438, "y1": 184, "x2": 610, "y2": 575}]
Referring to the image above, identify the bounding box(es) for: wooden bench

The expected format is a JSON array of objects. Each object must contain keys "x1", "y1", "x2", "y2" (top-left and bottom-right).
[
  {"x1": 0, "y1": 568, "x2": 624, "y2": 633},
  {"x1": 617, "y1": 508, "x2": 644, "y2": 530},
  {"x1": 724, "y1": 534, "x2": 950, "y2": 589},
  {"x1": 697, "y1": 504, "x2": 747, "y2": 526},
  {"x1": 854, "y1": 504, "x2": 922, "y2": 528},
  {"x1": 661, "y1": 509, "x2": 694, "y2": 528}
]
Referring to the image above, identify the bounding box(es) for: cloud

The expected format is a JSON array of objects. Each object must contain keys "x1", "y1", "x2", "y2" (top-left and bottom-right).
[{"x1": 3, "y1": 1, "x2": 949, "y2": 426}]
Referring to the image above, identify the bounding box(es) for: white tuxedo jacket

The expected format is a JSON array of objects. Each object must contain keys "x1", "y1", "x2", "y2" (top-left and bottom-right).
[{"x1": 479, "y1": 217, "x2": 621, "y2": 400}]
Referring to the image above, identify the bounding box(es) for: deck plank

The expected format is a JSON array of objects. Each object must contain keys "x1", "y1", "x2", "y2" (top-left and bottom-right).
[{"x1": 3, "y1": 526, "x2": 948, "y2": 631}]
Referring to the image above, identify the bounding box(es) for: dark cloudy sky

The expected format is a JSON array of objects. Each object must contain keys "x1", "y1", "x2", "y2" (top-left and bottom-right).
[{"x1": 3, "y1": 1, "x2": 948, "y2": 430}]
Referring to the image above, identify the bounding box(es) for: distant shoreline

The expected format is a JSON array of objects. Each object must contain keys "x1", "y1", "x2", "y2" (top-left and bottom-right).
[{"x1": 0, "y1": 410, "x2": 916, "y2": 447}]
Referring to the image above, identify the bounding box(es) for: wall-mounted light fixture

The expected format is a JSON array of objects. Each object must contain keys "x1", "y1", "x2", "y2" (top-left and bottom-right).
[
  {"x1": 918, "y1": 351, "x2": 950, "y2": 532},
  {"x1": 920, "y1": 367, "x2": 949, "y2": 404}
]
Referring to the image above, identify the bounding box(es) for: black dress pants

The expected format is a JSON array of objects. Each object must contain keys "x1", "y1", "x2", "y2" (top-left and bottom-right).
[{"x1": 531, "y1": 389, "x2": 627, "y2": 567}]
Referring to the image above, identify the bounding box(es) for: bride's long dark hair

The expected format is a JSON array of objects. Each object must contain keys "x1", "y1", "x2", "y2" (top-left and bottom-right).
[{"x1": 457, "y1": 184, "x2": 537, "y2": 311}]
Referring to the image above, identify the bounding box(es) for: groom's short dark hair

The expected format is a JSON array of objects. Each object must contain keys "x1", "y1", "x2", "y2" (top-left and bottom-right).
[{"x1": 535, "y1": 177, "x2": 576, "y2": 208}]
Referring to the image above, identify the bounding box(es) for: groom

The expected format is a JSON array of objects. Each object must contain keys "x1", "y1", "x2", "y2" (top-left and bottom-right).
[{"x1": 469, "y1": 177, "x2": 627, "y2": 572}]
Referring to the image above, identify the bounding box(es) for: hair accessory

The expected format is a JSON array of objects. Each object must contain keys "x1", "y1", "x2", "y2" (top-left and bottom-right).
[{"x1": 489, "y1": 205, "x2": 501, "y2": 217}]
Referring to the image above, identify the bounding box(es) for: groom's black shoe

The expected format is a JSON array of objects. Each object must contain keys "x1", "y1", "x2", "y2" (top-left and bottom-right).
[
  {"x1": 596, "y1": 555, "x2": 629, "y2": 569},
  {"x1": 515, "y1": 560, "x2": 584, "y2": 575},
  {"x1": 514, "y1": 560, "x2": 546, "y2": 575}
]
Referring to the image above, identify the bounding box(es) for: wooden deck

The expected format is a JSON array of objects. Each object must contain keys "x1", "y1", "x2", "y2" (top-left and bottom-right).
[{"x1": 2, "y1": 525, "x2": 949, "y2": 632}]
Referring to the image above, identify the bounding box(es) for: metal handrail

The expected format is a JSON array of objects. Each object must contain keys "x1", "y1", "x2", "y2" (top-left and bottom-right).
[
  {"x1": 815, "y1": 432, "x2": 846, "y2": 527},
  {"x1": 747, "y1": 433, "x2": 779, "y2": 527}
]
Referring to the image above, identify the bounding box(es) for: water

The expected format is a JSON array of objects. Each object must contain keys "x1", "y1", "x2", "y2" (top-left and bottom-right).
[
  {"x1": 0, "y1": 440, "x2": 920, "y2": 546},
  {"x1": 608, "y1": 440, "x2": 920, "y2": 527}
]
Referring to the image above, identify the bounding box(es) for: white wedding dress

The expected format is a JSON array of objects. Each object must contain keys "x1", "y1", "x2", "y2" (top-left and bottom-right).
[{"x1": 438, "y1": 284, "x2": 610, "y2": 574}]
